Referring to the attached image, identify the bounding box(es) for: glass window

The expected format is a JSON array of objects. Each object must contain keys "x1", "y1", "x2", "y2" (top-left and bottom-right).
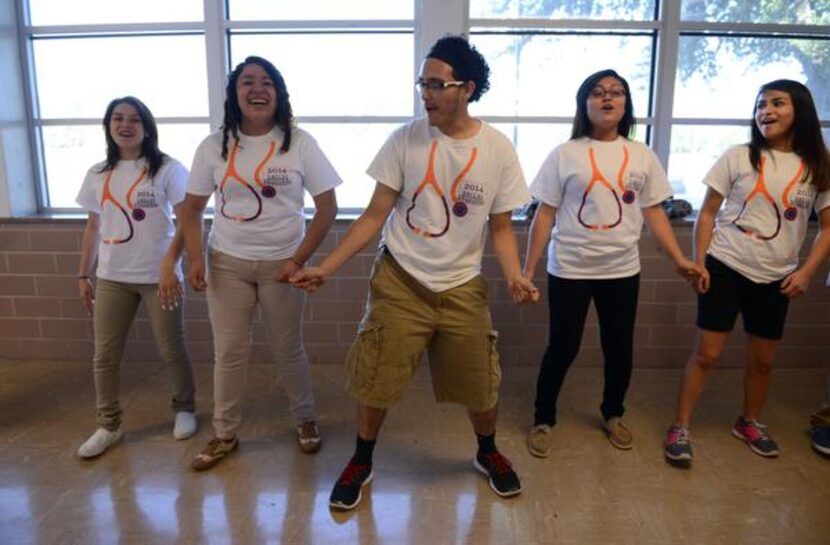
[
  {"x1": 230, "y1": 33, "x2": 413, "y2": 117},
  {"x1": 674, "y1": 36, "x2": 830, "y2": 119},
  {"x1": 32, "y1": 36, "x2": 209, "y2": 119},
  {"x1": 301, "y1": 123, "x2": 399, "y2": 209},
  {"x1": 472, "y1": 34, "x2": 654, "y2": 117},
  {"x1": 229, "y1": 0, "x2": 413, "y2": 21},
  {"x1": 470, "y1": 0, "x2": 656, "y2": 21},
  {"x1": 42, "y1": 124, "x2": 208, "y2": 208},
  {"x1": 667, "y1": 125, "x2": 751, "y2": 206},
  {"x1": 27, "y1": 0, "x2": 203, "y2": 25},
  {"x1": 680, "y1": 0, "x2": 829, "y2": 24}
]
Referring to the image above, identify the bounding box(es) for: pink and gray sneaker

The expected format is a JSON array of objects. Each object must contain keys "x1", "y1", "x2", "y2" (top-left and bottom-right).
[
  {"x1": 665, "y1": 425, "x2": 693, "y2": 462},
  {"x1": 732, "y1": 417, "x2": 779, "y2": 458}
]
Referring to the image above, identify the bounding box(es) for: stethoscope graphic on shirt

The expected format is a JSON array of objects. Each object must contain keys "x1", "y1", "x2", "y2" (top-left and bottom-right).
[
  {"x1": 732, "y1": 156, "x2": 805, "y2": 241},
  {"x1": 405, "y1": 139, "x2": 478, "y2": 238},
  {"x1": 577, "y1": 145, "x2": 633, "y2": 230},
  {"x1": 100, "y1": 167, "x2": 149, "y2": 245},
  {"x1": 219, "y1": 140, "x2": 279, "y2": 222}
]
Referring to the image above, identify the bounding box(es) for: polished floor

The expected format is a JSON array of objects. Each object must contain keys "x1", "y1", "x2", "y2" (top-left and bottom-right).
[{"x1": 0, "y1": 359, "x2": 828, "y2": 545}]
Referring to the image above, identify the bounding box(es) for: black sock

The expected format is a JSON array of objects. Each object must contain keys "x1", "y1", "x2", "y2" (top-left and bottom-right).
[
  {"x1": 353, "y1": 435, "x2": 376, "y2": 466},
  {"x1": 477, "y1": 432, "x2": 497, "y2": 455}
]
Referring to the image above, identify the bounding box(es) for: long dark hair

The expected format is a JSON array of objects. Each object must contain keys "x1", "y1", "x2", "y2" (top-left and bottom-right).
[
  {"x1": 221, "y1": 56, "x2": 294, "y2": 160},
  {"x1": 750, "y1": 79, "x2": 830, "y2": 192},
  {"x1": 570, "y1": 69, "x2": 635, "y2": 141},
  {"x1": 100, "y1": 96, "x2": 166, "y2": 177}
]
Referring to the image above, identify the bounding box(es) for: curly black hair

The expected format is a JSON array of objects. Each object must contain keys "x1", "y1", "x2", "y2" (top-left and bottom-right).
[
  {"x1": 426, "y1": 35, "x2": 491, "y2": 103},
  {"x1": 221, "y1": 56, "x2": 294, "y2": 160}
]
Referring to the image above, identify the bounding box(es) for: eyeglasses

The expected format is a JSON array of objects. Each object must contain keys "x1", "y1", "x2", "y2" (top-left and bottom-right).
[
  {"x1": 589, "y1": 87, "x2": 626, "y2": 99},
  {"x1": 416, "y1": 79, "x2": 466, "y2": 92}
]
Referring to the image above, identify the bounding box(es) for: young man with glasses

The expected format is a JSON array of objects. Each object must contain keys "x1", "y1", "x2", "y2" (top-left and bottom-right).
[{"x1": 291, "y1": 35, "x2": 538, "y2": 510}]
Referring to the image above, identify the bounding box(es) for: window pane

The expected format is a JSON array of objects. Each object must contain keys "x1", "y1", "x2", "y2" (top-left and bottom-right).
[
  {"x1": 33, "y1": 36, "x2": 208, "y2": 118},
  {"x1": 674, "y1": 36, "x2": 830, "y2": 119},
  {"x1": 229, "y1": 0, "x2": 413, "y2": 20},
  {"x1": 680, "y1": 0, "x2": 828, "y2": 24},
  {"x1": 301, "y1": 123, "x2": 398, "y2": 210},
  {"x1": 28, "y1": 0, "x2": 203, "y2": 25},
  {"x1": 42, "y1": 124, "x2": 209, "y2": 208},
  {"x1": 471, "y1": 34, "x2": 653, "y2": 117},
  {"x1": 230, "y1": 34, "x2": 413, "y2": 116},
  {"x1": 668, "y1": 125, "x2": 751, "y2": 210},
  {"x1": 470, "y1": 0, "x2": 656, "y2": 20}
]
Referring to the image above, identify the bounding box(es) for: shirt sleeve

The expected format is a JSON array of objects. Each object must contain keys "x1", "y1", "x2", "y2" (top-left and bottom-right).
[
  {"x1": 702, "y1": 146, "x2": 742, "y2": 199},
  {"x1": 639, "y1": 146, "x2": 673, "y2": 208},
  {"x1": 366, "y1": 128, "x2": 404, "y2": 192},
  {"x1": 297, "y1": 131, "x2": 343, "y2": 197},
  {"x1": 491, "y1": 137, "x2": 531, "y2": 214},
  {"x1": 187, "y1": 136, "x2": 219, "y2": 197},
  {"x1": 75, "y1": 167, "x2": 102, "y2": 213},
  {"x1": 529, "y1": 146, "x2": 564, "y2": 208},
  {"x1": 162, "y1": 159, "x2": 189, "y2": 206}
]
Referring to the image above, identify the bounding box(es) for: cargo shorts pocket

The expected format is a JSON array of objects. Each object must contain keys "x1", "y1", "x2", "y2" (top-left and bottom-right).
[{"x1": 346, "y1": 321, "x2": 385, "y2": 397}]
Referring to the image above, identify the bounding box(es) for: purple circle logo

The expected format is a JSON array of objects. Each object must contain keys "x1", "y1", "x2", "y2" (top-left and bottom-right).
[
  {"x1": 452, "y1": 201, "x2": 468, "y2": 217},
  {"x1": 131, "y1": 208, "x2": 146, "y2": 221},
  {"x1": 784, "y1": 207, "x2": 798, "y2": 221},
  {"x1": 622, "y1": 190, "x2": 636, "y2": 205},
  {"x1": 261, "y1": 185, "x2": 276, "y2": 198}
]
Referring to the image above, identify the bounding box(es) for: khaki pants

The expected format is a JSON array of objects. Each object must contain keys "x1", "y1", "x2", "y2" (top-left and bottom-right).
[
  {"x1": 207, "y1": 249, "x2": 315, "y2": 439},
  {"x1": 93, "y1": 279, "x2": 195, "y2": 431}
]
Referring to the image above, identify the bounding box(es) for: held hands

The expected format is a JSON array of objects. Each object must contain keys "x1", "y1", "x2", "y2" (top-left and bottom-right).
[
  {"x1": 289, "y1": 266, "x2": 330, "y2": 293},
  {"x1": 158, "y1": 263, "x2": 184, "y2": 311},
  {"x1": 275, "y1": 258, "x2": 303, "y2": 284},
  {"x1": 780, "y1": 268, "x2": 811, "y2": 299},
  {"x1": 187, "y1": 258, "x2": 208, "y2": 292},
  {"x1": 676, "y1": 258, "x2": 710, "y2": 294},
  {"x1": 508, "y1": 274, "x2": 540, "y2": 305},
  {"x1": 78, "y1": 278, "x2": 95, "y2": 315}
]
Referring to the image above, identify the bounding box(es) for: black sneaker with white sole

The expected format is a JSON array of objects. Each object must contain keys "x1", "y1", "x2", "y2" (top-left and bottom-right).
[
  {"x1": 329, "y1": 459, "x2": 373, "y2": 510},
  {"x1": 474, "y1": 451, "x2": 522, "y2": 498}
]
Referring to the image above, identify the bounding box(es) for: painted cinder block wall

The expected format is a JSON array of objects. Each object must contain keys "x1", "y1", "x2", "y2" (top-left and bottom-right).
[{"x1": 1, "y1": 218, "x2": 828, "y2": 368}]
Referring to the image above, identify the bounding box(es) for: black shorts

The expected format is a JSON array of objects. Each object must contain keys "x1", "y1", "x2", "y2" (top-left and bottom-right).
[{"x1": 696, "y1": 255, "x2": 790, "y2": 340}]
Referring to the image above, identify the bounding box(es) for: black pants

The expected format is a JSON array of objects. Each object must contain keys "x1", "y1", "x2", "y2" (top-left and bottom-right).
[{"x1": 533, "y1": 273, "x2": 640, "y2": 426}]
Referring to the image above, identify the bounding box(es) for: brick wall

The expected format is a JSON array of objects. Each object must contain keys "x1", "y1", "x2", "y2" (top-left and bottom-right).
[{"x1": 1, "y1": 218, "x2": 828, "y2": 367}]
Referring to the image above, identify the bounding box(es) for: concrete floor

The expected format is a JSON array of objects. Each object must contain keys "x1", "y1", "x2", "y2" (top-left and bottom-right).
[{"x1": 0, "y1": 359, "x2": 828, "y2": 545}]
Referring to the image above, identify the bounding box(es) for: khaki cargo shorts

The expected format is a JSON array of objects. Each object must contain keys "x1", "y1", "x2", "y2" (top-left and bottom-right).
[{"x1": 345, "y1": 249, "x2": 501, "y2": 412}]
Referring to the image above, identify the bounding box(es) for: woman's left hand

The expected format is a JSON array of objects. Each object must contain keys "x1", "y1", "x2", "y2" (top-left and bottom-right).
[
  {"x1": 780, "y1": 269, "x2": 811, "y2": 299},
  {"x1": 275, "y1": 259, "x2": 302, "y2": 283}
]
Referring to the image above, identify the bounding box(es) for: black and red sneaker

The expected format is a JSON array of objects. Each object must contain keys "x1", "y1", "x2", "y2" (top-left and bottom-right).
[
  {"x1": 474, "y1": 451, "x2": 522, "y2": 498},
  {"x1": 329, "y1": 459, "x2": 374, "y2": 510}
]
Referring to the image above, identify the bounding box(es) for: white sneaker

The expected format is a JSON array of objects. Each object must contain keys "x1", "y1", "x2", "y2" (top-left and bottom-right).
[
  {"x1": 77, "y1": 428, "x2": 123, "y2": 458},
  {"x1": 173, "y1": 412, "x2": 197, "y2": 440}
]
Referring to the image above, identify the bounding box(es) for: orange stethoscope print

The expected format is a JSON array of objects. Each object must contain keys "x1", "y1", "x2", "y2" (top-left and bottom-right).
[
  {"x1": 732, "y1": 156, "x2": 805, "y2": 241},
  {"x1": 100, "y1": 167, "x2": 149, "y2": 245},
  {"x1": 219, "y1": 140, "x2": 279, "y2": 222},
  {"x1": 405, "y1": 139, "x2": 478, "y2": 238},
  {"x1": 577, "y1": 145, "x2": 632, "y2": 230}
]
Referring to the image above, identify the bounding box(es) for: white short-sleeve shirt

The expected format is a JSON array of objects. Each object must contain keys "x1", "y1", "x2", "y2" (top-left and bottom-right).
[
  {"x1": 704, "y1": 145, "x2": 830, "y2": 283},
  {"x1": 75, "y1": 157, "x2": 188, "y2": 284},
  {"x1": 188, "y1": 127, "x2": 342, "y2": 261},
  {"x1": 530, "y1": 136, "x2": 673, "y2": 279},
  {"x1": 368, "y1": 118, "x2": 530, "y2": 292}
]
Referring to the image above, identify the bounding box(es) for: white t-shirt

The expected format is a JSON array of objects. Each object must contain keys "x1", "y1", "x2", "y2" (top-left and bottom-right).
[
  {"x1": 76, "y1": 157, "x2": 188, "y2": 284},
  {"x1": 530, "y1": 136, "x2": 672, "y2": 279},
  {"x1": 704, "y1": 145, "x2": 830, "y2": 283},
  {"x1": 188, "y1": 127, "x2": 342, "y2": 261},
  {"x1": 369, "y1": 118, "x2": 530, "y2": 292}
]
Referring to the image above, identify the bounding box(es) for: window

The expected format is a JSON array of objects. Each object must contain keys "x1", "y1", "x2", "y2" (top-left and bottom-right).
[
  {"x1": 15, "y1": 0, "x2": 830, "y2": 213},
  {"x1": 469, "y1": 0, "x2": 830, "y2": 209}
]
